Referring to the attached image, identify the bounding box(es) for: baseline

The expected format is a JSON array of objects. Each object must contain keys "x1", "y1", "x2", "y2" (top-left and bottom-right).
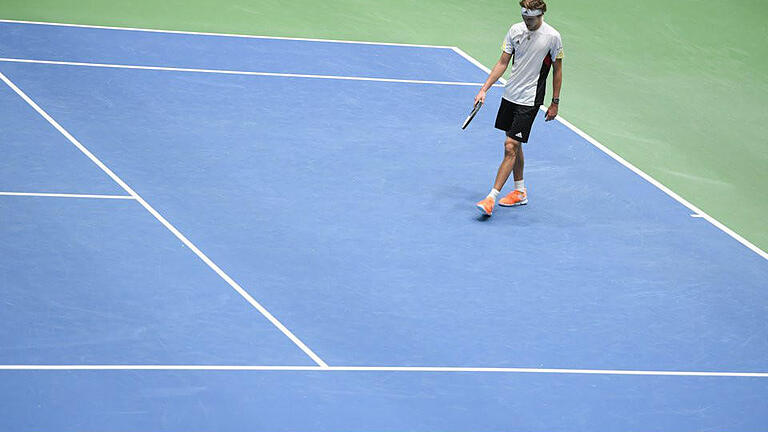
[
  {"x1": 0, "y1": 364, "x2": 766, "y2": 378},
  {"x1": 0, "y1": 18, "x2": 454, "y2": 49}
]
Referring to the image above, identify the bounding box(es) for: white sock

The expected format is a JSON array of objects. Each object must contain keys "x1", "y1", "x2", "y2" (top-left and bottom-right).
[
  {"x1": 514, "y1": 180, "x2": 526, "y2": 191},
  {"x1": 487, "y1": 188, "x2": 500, "y2": 200}
]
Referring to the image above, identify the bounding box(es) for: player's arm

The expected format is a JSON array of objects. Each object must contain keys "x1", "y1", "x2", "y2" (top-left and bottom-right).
[
  {"x1": 545, "y1": 58, "x2": 562, "y2": 121},
  {"x1": 474, "y1": 51, "x2": 512, "y2": 105}
]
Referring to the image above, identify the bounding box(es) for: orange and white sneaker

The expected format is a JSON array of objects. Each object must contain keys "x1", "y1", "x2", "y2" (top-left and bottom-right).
[
  {"x1": 499, "y1": 189, "x2": 528, "y2": 207},
  {"x1": 476, "y1": 196, "x2": 495, "y2": 216}
]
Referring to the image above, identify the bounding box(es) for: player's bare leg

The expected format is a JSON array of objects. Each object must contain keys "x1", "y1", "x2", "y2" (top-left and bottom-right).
[
  {"x1": 513, "y1": 142, "x2": 524, "y2": 183},
  {"x1": 476, "y1": 136, "x2": 520, "y2": 216},
  {"x1": 494, "y1": 137, "x2": 520, "y2": 191},
  {"x1": 499, "y1": 139, "x2": 528, "y2": 207}
]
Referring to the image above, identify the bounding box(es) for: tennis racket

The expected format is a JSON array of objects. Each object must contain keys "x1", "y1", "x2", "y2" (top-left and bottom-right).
[{"x1": 461, "y1": 101, "x2": 483, "y2": 130}]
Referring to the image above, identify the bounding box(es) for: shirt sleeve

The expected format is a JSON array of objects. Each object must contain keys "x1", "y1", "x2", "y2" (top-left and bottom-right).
[
  {"x1": 502, "y1": 28, "x2": 516, "y2": 54},
  {"x1": 550, "y1": 33, "x2": 564, "y2": 61}
]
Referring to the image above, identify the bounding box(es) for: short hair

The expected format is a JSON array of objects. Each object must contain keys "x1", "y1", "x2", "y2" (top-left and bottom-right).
[{"x1": 519, "y1": 0, "x2": 547, "y2": 13}]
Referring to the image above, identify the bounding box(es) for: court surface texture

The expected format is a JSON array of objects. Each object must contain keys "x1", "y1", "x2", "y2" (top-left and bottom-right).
[{"x1": 1, "y1": 20, "x2": 767, "y2": 432}]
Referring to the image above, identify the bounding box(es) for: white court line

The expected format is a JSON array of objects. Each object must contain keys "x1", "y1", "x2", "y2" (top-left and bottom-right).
[
  {"x1": 0, "y1": 191, "x2": 134, "y2": 199},
  {"x1": 1, "y1": 25, "x2": 762, "y2": 375},
  {"x1": 0, "y1": 19, "x2": 454, "y2": 49},
  {"x1": 0, "y1": 71, "x2": 328, "y2": 368},
  {"x1": 691, "y1": 214, "x2": 705, "y2": 218},
  {"x1": 0, "y1": 364, "x2": 766, "y2": 378},
  {"x1": 2, "y1": 18, "x2": 754, "y2": 254},
  {"x1": 451, "y1": 46, "x2": 768, "y2": 261},
  {"x1": 0, "y1": 57, "x2": 502, "y2": 87}
]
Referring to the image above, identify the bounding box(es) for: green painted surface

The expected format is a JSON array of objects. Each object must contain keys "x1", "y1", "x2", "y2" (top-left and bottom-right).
[{"x1": 2, "y1": 0, "x2": 766, "y2": 252}]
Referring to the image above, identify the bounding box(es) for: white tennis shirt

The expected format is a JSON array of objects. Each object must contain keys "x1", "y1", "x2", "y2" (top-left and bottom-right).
[{"x1": 502, "y1": 21, "x2": 564, "y2": 106}]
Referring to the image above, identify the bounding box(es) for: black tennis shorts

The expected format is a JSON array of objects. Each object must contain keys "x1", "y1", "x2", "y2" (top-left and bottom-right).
[{"x1": 494, "y1": 98, "x2": 540, "y2": 143}]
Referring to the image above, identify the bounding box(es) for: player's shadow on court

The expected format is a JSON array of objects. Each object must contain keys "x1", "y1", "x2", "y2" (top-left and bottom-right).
[
  {"x1": 438, "y1": 186, "x2": 537, "y2": 224},
  {"x1": 441, "y1": 185, "x2": 506, "y2": 223}
]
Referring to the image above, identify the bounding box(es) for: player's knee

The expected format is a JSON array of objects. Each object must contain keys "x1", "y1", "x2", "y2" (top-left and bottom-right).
[{"x1": 504, "y1": 137, "x2": 521, "y2": 156}]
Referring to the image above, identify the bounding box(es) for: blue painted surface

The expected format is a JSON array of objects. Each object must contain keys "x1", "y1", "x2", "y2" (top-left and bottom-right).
[
  {"x1": 0, "y1": 197, "x2": 314, "y2": 365},
  {"x1": 0, "y1": 21, "x2": 486, "y2": 83},
  {"x1": 0, "y1": 22, "x2": 766, "y2": 432},
  {"x1": 1, "y1": 370, "x2": 767, "y2": 432},
  {"x1": 0, "y1": 81, "x2": 123, "y2": 194}
]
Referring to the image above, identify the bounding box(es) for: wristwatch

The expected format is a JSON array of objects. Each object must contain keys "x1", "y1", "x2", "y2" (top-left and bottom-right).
[{"x1": 552, "y1": 98, "x2": 560, "y2": 105}]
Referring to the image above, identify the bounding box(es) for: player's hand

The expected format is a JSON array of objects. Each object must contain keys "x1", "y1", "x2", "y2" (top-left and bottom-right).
[
  {"x1": 474, "y1": 90, "x2": 486, "y2": 105},
  {"x1": 545, "y1": 103, "x2": 558, "y2": 121}
]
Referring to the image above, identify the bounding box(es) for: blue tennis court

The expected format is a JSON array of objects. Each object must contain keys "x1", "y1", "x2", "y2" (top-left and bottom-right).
[{"x1": 1, "y1": 21, "x2": 767, "y2": 431}]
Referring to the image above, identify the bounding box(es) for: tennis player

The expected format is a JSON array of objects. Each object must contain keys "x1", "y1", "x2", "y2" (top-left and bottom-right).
[{"x1": 475, "y1": 0, "x2": 563, "y2": 216}]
